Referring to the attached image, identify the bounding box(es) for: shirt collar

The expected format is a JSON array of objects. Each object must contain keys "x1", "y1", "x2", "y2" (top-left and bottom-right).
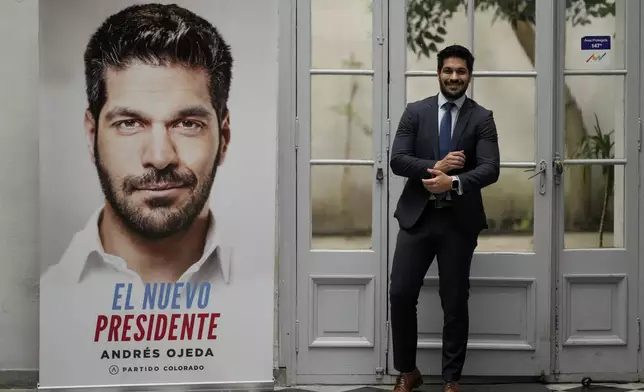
[
  {"x1": 438, "y1": 92, "x2": 466, "y2": 110},
  {"x1": 60, "y1": 205, "x2": 230, "y2": 284}
]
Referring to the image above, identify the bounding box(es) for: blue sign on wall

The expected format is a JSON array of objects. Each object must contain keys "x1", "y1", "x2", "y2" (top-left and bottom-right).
[{"x1": 581, "y1": 35, "x2": 611, "y2": 50}]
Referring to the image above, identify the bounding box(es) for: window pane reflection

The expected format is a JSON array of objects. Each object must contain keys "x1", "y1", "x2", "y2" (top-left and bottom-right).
[
  {"x1": 563, "y1": 76, "x2": 624, "y2": 160},
  {"x1": 311, "y1": 165, "x2": 373, "y2": 250},
  {"x1": 564, "y1": 0, "x2": 625, "y2": 70},
  {"x1": 311, "y1": 75, "x2": 373, "y2": 160},
  {"x1": 473, "y1": 0, "x2": 537, "y2": 71},
  {"x1": 478, "y1": 167, "x2": 535, "y2": 253},
  {"x1": 564, "y1": 163, "x2": 624, "y2": 249},
  {"x1": 312, "y1": 0, "x2": 372, "y2": 69},
  {"x1": 406, "y1": 76, "x2": 440, "y2": 104},
  {"x1": 472, "y1": 77, "x2": 536, "y2": 162},
  {"x1": 405, "y1": 0, "x2": 468, "y2": 71}
]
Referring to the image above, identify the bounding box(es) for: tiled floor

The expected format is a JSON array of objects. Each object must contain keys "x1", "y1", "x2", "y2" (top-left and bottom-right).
[
  {"x1": 7, "y1": 384, "x2": 644, "y2": 391},
  {"x1": 275, "y1": 384, "x2": 644, "y2": 392}
]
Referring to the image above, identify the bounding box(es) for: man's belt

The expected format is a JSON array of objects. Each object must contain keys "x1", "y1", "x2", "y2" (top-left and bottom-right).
[{"x1": 429, "y1": 198, "x2": 452, "y2": 209}]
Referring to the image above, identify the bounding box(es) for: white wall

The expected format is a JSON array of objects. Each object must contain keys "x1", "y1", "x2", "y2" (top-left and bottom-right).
[
  {"x1": 0, "y1": 0, "x2": 630, "y2": 381},
  {"x1": 0, "y1": 0, "x2": 40, "y2": 379}
]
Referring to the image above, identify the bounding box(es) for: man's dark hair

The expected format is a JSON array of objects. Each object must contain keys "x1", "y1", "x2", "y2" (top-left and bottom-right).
[
  {"x1": 83, "y1": 3, "x2": 233, "y2": 123},
  {"x1": 437, "y1": 45, "x2": 474, "y2": 74}
]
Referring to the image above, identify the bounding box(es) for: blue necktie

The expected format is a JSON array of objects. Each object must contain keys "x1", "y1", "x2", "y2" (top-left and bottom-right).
[
  {"x1": 436, "y1": 102, "x2": 455, "y2": 200},
  {"x1": 439, "y1": 101, "x2": 455, "y2": 160}
]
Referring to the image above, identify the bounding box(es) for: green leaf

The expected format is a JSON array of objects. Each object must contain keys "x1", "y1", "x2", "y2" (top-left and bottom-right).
[{"x1": 406, "y1": 0, "x2": 615, "y2": 59}]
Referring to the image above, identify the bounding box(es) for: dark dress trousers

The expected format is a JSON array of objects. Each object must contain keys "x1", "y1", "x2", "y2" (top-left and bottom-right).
[{"x1": 388, "y1": 94, "x2": 500, "y2": 381}]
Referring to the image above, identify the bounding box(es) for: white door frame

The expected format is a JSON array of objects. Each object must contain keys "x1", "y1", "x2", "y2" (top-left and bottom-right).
[
  {"x1": 276, "y1": 0, "x2": 298, "y2": 385},
  {"x1": 638, "y1": 0, "x2": 644, "y2": 380}
]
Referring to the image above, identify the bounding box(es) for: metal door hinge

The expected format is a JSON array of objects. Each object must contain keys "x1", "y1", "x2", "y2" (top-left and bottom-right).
[
  {"x1": 553, "y1": 282, "x2": 561, "y2": 374},
  {"x1": 376, "y1": 36, "x2": 385, "y2": 46},
  {"x1": 638, "y1": 118, "x2": 642, "y2": 152},
  {"x1": 385, "y1": 320, "x2": 390, "y2": 354},
  {"x1": 294, "y1": 116, "x2": 299, "y2": 150},
  {"x1": 637, "y1": 318, "x2": 641, "y2": 351},
  {"x1": 295, "y1": 320, "x2": 299, "y2": 354},
  {"x1": 375, "y1": 367, "x2": 385, "y2": 378},
  {"x1": 385, "y1": 119, "x2": 391, "y2": 153}
]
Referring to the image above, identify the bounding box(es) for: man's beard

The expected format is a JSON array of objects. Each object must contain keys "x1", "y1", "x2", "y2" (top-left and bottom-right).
[
  {"x1": 94, "y1": 137, "x2": 222, "y2": 241},
  {"x1": 440, "y1": 79, "x2": 468, "y2": 100}
]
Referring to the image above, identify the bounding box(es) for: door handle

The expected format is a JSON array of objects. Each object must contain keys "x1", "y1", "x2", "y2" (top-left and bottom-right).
[{"x1": 525, "y1": 159, "x2": 547, "y2": 195}]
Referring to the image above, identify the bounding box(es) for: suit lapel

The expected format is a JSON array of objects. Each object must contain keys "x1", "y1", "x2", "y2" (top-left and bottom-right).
[
  {"x1": 450, "y1": 99, "x2": 472, "y2": 150},
  {"x1": 426, "y1": 96, "x2": 439, "y2": 158}
]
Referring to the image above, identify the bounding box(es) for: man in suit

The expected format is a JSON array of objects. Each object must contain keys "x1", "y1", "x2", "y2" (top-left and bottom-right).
[{"x1": 388, "y1": 45, "x2": 500, "y2": 392}]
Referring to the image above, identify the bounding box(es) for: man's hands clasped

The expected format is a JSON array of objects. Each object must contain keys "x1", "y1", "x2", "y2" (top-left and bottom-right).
[
  {"x1": 422, "y1": 150, "x2": 465, "y2": 193},
  {"x1": 422, "y1": 169, "x2": 452, "y2": 193},
  {"x1": 434, "y1": 150, "x2": 465, "y2": 173}
]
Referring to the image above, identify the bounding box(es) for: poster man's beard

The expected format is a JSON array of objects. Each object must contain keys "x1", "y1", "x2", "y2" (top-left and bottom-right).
[{"x1": 94, "y1": 144, "x2": 221, "y2": 241}]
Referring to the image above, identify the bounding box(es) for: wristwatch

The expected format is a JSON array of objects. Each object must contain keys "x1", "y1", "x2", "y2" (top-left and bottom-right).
[{"x1": 451, "y1": 176, "x2": 460, "y2": 191}]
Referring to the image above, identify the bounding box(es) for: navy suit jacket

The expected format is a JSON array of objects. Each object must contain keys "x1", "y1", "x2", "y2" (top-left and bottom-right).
[{"x1": 390, "y1": 94, "x2": 501, "y2": 234}]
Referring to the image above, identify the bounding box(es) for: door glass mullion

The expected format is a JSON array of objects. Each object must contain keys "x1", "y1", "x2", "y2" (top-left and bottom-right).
[
  {"x1": 295, "y1": 0, "x2": 312, "y2": 252},
  {"x1": 373, "y1": 0, "x2": 390, "y2": 371},
  {"x1": 385, "y1": 0, "x2": 406, "y2": 374},
  {"x1": 406, "y1": 71, "x2": 538, "y2": 77},
  {"x1": 530, "y1": 0, "x2": 555, "y2": 259},
  {"x1": 466, "y1": 0, "x2": 474, "y2": 97}
]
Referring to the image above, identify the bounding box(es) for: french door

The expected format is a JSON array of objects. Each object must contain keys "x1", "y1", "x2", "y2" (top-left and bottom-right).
[
  {"x1": 293, "y1": 0, "x2": 389, "y2": 384},
  {"x1": 288, "y1": 0, "x2": 642, "y2": 384},
  {"x1": 553, "y1": 0, "x2": 641, "y2": 381},
  {"x1": 387, "y1": 0, "x2": 554, "y2": 377}
]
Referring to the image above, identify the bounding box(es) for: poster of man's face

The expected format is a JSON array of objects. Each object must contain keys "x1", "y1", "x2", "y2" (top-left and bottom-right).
[
  {"x1": 89, "y1": 63, "x2": 227, "y2": 239},
  {"x1": 39, "y1": 0, "x2": 277, "y2": 273},
  {"x1": 38, "y1": 0, "x2": 277, "y2": 388},
  {"x1": 84, "y1": 3, "x2": 232, "y2": 241}
]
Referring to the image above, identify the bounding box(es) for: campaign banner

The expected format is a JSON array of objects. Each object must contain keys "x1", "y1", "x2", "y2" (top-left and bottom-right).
[{"x1": 38, "y1": 0, "x2": 277, "y2": 390}]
